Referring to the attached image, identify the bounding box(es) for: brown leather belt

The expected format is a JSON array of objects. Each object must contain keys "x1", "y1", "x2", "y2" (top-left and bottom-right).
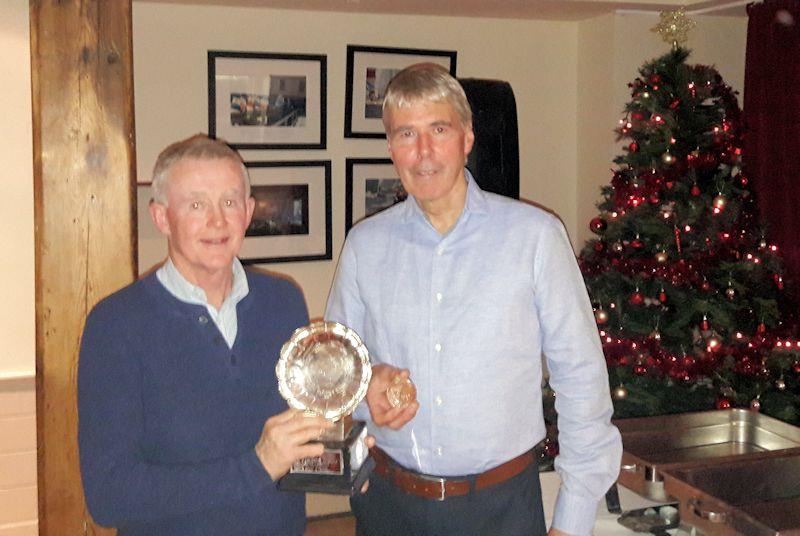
[{"x1": 370, "y1": 447, "x2": 535, "y2": 501}]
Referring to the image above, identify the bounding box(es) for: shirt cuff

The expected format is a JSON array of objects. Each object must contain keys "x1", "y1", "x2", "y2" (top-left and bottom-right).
[{"x1": 551, "y1": 486, "x2": 600, "y2": 536}]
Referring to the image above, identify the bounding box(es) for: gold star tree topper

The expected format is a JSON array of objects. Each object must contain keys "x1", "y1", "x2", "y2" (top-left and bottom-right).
[{"x1": 651, "y1": 7, "x2": 697, "y2": 49}]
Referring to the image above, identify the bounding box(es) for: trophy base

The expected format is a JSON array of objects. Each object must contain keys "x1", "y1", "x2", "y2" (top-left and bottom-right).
[{"x1": 278, "y1": 420, "x2": 374, "y2": 495}]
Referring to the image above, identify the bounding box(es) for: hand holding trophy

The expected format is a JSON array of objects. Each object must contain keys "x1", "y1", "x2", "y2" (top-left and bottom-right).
[{"x1": 275, "y1": 321, "x2": 374, "y2": 494}]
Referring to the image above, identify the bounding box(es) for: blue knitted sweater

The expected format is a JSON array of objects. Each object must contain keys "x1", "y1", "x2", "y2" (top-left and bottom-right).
[{"x1": 78, "y1": 271, "x2": 308, "y2": 535}]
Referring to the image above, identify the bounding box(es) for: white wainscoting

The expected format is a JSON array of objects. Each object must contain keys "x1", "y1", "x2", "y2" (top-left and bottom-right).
[{"x1": 0, "y1": 375, "x2": 37, "y2": 535}]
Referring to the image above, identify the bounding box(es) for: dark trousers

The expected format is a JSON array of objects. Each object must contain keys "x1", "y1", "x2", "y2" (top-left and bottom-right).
[{"x1": 350, "y1": 462, "x2": 546, "y2": 536}]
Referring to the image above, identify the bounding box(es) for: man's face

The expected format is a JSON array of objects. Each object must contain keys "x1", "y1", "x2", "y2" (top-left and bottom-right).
[
  {"x1": 149, "y1": 157, "x2": 254, "y2": 283},
  {"x1": 385, "y1": 100, "x2": 474, "y2": 211}
]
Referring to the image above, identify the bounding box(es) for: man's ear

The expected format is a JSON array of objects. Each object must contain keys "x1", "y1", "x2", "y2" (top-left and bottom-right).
[
  {"x1": 148, "y1": 200, "x2": 171, "y2": 237},
  {"x1": 463, "y1": 122, "x2": 475, "y2": 157},
  {"x1": 245, "y1": 196, "x2": 255, "y2": 228}
]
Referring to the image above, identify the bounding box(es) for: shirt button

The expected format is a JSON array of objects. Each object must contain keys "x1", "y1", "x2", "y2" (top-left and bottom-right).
[
  {"x1": 435, "y1": 292, "x2": 443, "y2": 302},
  {"x1": 436, "y1": 446, "x2": 443, "y2": 456},
  {"x1": 198, "y1": 315, "x2": 208, "y2": 325},
  {"x1": 436, "y1": 247, "x2": 444, "y2": 256},
  {"x1": 435, "y1": 395, "x2": 443, "y2": 406},
  {"x1": 434, "y1": 343, "x2": 442, "y2": 352}
]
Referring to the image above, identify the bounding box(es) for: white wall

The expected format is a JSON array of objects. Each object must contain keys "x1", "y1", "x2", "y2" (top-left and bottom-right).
[{"x1": 0, "y1": 2, "x2": 38, "y2": 533}]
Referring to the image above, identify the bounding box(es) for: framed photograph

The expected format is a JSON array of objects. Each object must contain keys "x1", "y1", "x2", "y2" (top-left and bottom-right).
[
  {"x1": 241, "y1": 161, "x2": 331, "y2": 264},
  {"x1": 208, "y1": 51, "x2": 326, "y2": 149},
  {"x1": 344, "y1": 45, "x2": 457, "y2": 138},
  {"x1": 345, "y1": 158, "x2": 404, "y2": 234}
]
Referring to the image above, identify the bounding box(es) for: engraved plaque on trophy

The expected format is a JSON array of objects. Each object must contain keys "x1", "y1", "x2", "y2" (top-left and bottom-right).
[{"x1": 275, "y1": 321, "x2": 374, "y2": 494}]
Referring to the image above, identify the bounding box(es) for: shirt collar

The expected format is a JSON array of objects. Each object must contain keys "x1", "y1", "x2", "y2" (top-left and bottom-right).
[
  {"x1": 400, "y1": 168, "x2": 489, "y2": 223},
  {"x1": 156, "y1": 257, "x2": 249, "y2": 311}
]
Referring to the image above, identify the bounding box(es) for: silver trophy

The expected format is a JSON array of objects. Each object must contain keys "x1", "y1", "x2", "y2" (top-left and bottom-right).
[{"x1": 275, "y1": 321, "x2": 374, "y2": 494}]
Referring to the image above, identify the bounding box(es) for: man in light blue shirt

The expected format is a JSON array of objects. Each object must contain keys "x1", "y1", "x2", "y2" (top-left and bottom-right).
[{"x1": 325, "y1": 64, "x2": 622, "y2": 535}]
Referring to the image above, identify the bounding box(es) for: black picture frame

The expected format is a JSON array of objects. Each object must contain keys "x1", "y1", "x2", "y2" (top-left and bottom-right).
[
  {"x1": 241, "y1": 161, "x2": 332, "y2": 264},
  {"x1": 345, "y1": 158, "x2": 403, "y2": 234},
  {"x1": 208, "y1": 50, "x2": 326, "y2": 150},
  {"x1": 344, "y1": 45, "x2": 457, "y2": 139}
]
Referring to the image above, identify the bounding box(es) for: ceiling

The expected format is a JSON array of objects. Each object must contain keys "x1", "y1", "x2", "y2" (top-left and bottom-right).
[{"x1": 136, "y1": 0, "x2": 751, "y2": 21}]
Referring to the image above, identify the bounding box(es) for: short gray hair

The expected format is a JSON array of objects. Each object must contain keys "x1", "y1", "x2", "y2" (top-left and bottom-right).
[
  {"x1": 381, "y1": 63, "x2": 472, "y2": 128},
  {"x1": 151, "y1": 134, "x2": 250, "y2": 204}
]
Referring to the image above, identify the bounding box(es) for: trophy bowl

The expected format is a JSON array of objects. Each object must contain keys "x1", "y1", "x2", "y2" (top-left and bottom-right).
[{"x1": 275, "y1": 321, "x2": 374, "y2": 494}]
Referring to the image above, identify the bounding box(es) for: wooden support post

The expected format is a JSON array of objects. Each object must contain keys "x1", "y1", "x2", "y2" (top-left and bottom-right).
[{"x1": 30, "y1": 1, "x2": 136, "y2": 533}]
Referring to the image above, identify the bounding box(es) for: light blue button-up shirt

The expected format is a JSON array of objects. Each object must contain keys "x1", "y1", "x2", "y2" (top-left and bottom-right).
[
  {"x1": 325, "y1": 171, "x2": 621, "y2": 535},
  {"x1": 156, "y1": 258, "x2": 249, "y2": 348}
]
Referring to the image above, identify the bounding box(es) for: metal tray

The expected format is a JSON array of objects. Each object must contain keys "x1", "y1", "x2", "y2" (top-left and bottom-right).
[
  {"x1": 662, "y1": 453, "x2": 800, "y2": 535},
  {"x1": 615, "y1": 409, "x2": 800, "y2": 501}
]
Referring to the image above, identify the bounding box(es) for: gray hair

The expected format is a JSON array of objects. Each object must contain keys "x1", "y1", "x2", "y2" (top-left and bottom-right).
[
  {"x1": 381, "y1": 63, "x2": 472, "y2": 128},
  {"x1": 151, "y1": 134, "x2": 250, "y2": 204}
]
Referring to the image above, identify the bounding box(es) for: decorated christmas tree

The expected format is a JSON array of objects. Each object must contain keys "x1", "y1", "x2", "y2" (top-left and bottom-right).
[{"x1": 576, "y1": 40, "x2": 800, "y2": 425}]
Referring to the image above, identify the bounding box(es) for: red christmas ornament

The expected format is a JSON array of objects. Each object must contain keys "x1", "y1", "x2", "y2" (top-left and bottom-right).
[
  {"x1": 629, "y1": 291, "x2": 644, "y2": 305},
  {"x1": 593, "y1": 241, "x2": 606, "y2": 252},
  {"x1": 658, "y1": 291, "x2": 668, "y2": 303},
  {"x1": 757, "y1": 323, "x2": 767, "y2": 334},
  {"x1": 715, "y1": 397, "x2": 732, "y2": 410},
  {"x1": 700, "y1": 315, "x2": 710, "y2": 331},
  {"x1": 666, "y1": 181, "x2": 675, "y2": 189},
  {"x1": 775, "y1": 274, "x2": 784, "y2": 290},
  {"x1": 633, "y1": 364, "x2": 648, "y2": 375},
  {"x1": 793, "y1": 362, "x2": 800, "y2": 374},
  {"x1": 648, "y1": 74, "x2": 661, "y2": 85},
  {"x1": 629, "y1": 141, "x2": 639, "y2": 152},
  {"x1": 589, "y1": 217, "x2": 607, "y2": 234},
  {"x1": 669, "y1": 99, "x2": 681, "y2": 109},
  {"x1": 630, "y1": 238, "x2": 644, "y2": 249},
  {"x1": 691, "y1": 184, "x2": 701, "y2": 196},
  {"x1": 701, "y1": 280, "x2": 712, "y2": 292}
]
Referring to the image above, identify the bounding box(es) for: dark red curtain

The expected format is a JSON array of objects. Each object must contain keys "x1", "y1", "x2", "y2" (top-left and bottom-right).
[{"x1": 744, "y1": 0, "x2": 800, "y2": 287}]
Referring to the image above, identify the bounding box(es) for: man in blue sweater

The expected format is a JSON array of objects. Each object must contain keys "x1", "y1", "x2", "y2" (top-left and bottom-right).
[{"x1": 78, "y1": 134, "x2": 331, "y2": 535}]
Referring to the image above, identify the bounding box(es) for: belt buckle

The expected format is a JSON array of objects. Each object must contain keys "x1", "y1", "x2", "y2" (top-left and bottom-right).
[{"x1": 419, "y1": 474, "x2": 447, "y2": 501}]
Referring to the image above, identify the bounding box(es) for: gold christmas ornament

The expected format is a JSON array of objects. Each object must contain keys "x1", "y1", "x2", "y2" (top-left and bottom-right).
[
  {"x1": 651, "y1": 7, "x2": 696, "y2": 49},
  {"x1": 612, "y1": 385, "x2": 629, "y2": 400}
]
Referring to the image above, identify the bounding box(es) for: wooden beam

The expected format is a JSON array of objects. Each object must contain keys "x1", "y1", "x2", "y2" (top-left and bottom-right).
[{"x1": 31, "y1": 1, "x2": 136, "y2": 533}]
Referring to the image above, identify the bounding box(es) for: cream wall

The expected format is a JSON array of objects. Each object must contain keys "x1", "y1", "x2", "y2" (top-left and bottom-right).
[
  {"x1": 133, "y1": 3, "x2": 579, "y2": 319},
  {"x1": 0, "y1": 0, "x2": 35, "y2": 378},
  {"x1": 0, "y1": 2, "x2": 38, "y2": 534}
]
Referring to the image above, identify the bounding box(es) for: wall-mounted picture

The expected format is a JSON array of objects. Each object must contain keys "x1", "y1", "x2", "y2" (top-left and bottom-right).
[
  {"x1": 346, "y1": 158, "x2": 404, "y2": 234},
  {"x1": 344, "y1": 45, "x2": 457, "y2": 138},
  {"x1": 209, "y1": 51, "x2": 326, "y2": 149},
  {"x1": 240, "y1": 161, "x2": 331, "y2": 264}
]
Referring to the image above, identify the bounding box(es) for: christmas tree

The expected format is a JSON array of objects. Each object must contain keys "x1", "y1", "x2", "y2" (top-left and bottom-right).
[{"x1": 577, "y1": 46, "x2": 800, "y2": 425}]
